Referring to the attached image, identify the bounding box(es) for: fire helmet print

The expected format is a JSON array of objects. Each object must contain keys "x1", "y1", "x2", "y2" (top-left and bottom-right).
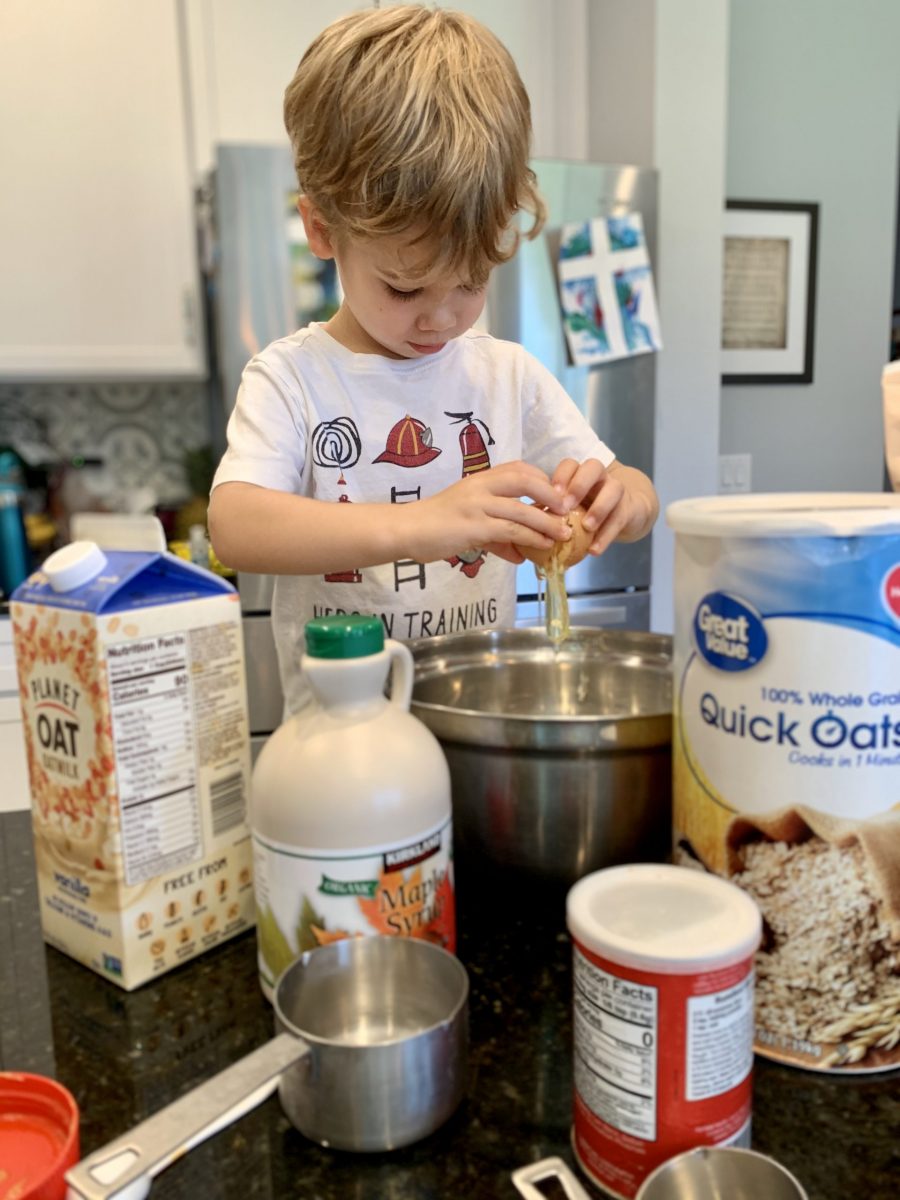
[{"x1": 373, "y1": 416, "x2": 442, "y2": 467}]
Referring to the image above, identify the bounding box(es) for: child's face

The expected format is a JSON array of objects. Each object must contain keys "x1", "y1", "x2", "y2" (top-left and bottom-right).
[{"x1": 304, "y1": 207, "x2": 488, "y2": 359}]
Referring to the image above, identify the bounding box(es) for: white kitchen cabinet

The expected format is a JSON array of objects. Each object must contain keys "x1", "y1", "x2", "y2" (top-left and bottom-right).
[{"x1": 0, "y1": 1, "x2": 205, "y2": 379}]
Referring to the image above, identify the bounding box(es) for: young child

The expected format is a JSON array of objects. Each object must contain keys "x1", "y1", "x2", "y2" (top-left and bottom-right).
[{"x1": 209, "y1": 4, "x2": 659, "y2": 715}]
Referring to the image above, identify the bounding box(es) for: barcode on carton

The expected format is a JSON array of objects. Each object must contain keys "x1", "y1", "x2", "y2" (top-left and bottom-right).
[{"x1": 210, "y1": 772, "x2": 246, "y2": 836}]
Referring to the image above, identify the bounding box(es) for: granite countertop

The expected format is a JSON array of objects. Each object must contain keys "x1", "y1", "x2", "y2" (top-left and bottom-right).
[{"x1": 2, "y1": 809, "x2": 898, "y2": 1200}]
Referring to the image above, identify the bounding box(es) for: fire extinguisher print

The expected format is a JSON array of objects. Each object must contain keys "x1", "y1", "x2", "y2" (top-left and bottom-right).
[
  {"x1": 443, "y1": 411, "x2": 496, "y2": 578},
  {"x1": 445, "y1": 411, "x2": 494, "y2": 476}
]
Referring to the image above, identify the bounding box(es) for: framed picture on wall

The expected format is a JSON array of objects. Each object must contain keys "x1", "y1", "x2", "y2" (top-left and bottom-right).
[{"x1": 721, "y1": 200, "x2": 819, "y2": 384}]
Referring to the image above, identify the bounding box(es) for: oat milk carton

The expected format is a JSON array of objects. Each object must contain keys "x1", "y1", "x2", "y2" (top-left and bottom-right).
[{"x1": 11, "y1": 540, "x2": 254, "y2": 989}]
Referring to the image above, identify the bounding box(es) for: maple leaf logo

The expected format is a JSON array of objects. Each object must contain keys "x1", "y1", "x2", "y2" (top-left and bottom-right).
[
  {"x1": 357, "y1": 864, "x2": 456, "y2": 950},
  {"x1": 358, "y1": 864, "x2": 427, "y2": 937}
]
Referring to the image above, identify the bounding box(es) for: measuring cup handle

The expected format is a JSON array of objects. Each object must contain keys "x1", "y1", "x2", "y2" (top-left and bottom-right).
[
  {"x1": 65, "y1": 1031, "x2": 308, "y2": 1200},
  {"x1": 385, "y1": 638, "x2": 414, "y2": 709},
  {"x1": 511, "y1": 1157, "x2": 593, "y2": 1200}
]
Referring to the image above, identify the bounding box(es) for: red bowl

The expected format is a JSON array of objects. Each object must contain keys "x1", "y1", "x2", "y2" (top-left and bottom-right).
[{"x1": 0, "y1": 1072, "x2": 79, "y2": 1200}]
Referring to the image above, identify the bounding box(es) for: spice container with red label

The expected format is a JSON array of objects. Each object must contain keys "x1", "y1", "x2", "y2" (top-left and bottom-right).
[
  {"x1": 250, "y1": 614, "x2": 455, "y2": 1000},
  {"x1": 566, "y1": 863, "x2": 761, "y2": 1200}
]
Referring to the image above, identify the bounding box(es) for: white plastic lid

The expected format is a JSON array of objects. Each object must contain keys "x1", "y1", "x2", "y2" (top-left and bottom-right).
[
  {"x1": 43, "y1": 540, "x2": 108, "y2": 593},
  {"x1": 567, "y1": 863, "x2": 761, "y2": 975},
  {"x1": 666, "y1": 492, "x2": 900, "y2": 538}
]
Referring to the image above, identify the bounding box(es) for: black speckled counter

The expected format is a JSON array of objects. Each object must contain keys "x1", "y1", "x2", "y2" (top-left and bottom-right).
[{"x1": 2, "y1": 809, "x2": 898, "y2": 1199}]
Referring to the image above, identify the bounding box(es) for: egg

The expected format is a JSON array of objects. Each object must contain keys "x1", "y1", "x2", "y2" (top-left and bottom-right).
[{"x1": 517, "y1": 505, "x2": 593, "y2": 571}]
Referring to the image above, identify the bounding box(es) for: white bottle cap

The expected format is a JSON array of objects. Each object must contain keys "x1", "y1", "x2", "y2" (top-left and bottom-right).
[
  {"x1": 44, "y1": 540, "x2": 108, "y2": 593},
  {"x1": 567, "y1": 863, "x2": 761, "y2": 974}
]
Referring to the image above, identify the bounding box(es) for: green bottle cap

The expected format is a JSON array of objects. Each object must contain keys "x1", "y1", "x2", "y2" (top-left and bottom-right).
[{"x1": 304, "y1": 614, "x2": 385, "y2": 659}]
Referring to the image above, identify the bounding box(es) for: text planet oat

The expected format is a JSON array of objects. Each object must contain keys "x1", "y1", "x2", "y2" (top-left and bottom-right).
[{"x1": 10, "y1": 540, "x2": 254, "y2": 991}]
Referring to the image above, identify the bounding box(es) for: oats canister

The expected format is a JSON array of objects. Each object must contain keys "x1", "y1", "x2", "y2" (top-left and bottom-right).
[
  {"x1": 668, "y1": 493, "x2": 900, "y2": 1074},
  {"x1": 567, "y1": 864, "x2": 761, "y2": 1200}
]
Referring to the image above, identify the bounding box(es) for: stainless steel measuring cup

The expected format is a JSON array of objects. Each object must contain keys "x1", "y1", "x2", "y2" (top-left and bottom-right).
[
  {"x1": 513, "y1": 1148, "x2": 808, "y2": 1200},
  {"x1": 66, "y1": 936, "x2": 469, "y2": 1199},
  {"x1": 635, "y1": 1146, "x2": 809, "y2": 1199}
]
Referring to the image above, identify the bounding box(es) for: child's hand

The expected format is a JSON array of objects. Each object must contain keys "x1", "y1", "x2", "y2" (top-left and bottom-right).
[
  {"x1": 409, "y1": 462, "x2": 572, "y2": 564},
  {"x1": 550, "y1": 458, "x2": 659, "y2": 555}
]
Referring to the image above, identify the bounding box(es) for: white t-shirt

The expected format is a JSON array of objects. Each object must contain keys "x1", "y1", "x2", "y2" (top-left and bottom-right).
[{"x1": 213, "y1": 323, "x2": 615, "y2": 714}]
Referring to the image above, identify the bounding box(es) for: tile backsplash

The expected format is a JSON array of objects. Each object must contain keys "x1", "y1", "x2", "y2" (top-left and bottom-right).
[{"x1": 0, "y1": 380, "x2": 213, "y2": 507}]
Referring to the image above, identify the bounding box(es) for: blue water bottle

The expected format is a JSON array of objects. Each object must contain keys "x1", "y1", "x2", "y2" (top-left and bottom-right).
[{"x1": 0, "y1": 488, "x2": 30, "y2": 599}]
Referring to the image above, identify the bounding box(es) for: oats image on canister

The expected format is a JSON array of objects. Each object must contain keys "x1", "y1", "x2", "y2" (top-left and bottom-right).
[
  {"x1": 726, "y1": 809, "x2": 900, "y2": 1071},
  {"x1": 150, "y1": 939, "x2": 165, "y2": 957}
]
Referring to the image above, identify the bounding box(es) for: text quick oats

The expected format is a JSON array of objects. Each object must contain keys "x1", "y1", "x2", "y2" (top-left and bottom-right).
[
  {"x1": 11, "y1": 541, "x2": 253, "y2": 990},
  {"x1": 668, "y1": 495, "x2": 900, "y2": 1073}
]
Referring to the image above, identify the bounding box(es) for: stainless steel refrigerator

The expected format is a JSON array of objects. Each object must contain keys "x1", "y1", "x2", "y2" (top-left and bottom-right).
[
  {"x1": 206, "y1": 148, "x2": 658, "y2": 747},
  {"x1": 489, "y1": 158, "x2": 657, "y2": 631}
]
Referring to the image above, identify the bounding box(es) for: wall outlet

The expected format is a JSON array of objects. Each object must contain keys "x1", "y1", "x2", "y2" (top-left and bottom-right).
[{"x1": 719, "y1": 453, "x2": 752, "y2": 494}]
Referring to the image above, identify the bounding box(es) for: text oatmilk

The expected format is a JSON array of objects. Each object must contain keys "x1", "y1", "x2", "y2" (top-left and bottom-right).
[
  {"x1": 668, "y1": 495, "x2": 900, "y2": 1073},
  {"x1": 11, "y1": 540, "x2": 253, "y2": 990}
]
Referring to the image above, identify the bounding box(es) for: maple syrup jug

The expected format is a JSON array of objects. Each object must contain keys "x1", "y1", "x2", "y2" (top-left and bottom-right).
[{"x1": 250, "y1": 615, "x2": 455, "y2": 1000}]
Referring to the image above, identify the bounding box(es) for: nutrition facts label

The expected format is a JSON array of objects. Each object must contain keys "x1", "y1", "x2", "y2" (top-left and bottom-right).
[
  {"x1": 107, "y1": 632, "x2": 202, "y2": 885},
  {"x1": 686, "y1": 973, "x2": 754, "y2": 1100},
  {"x1": 573, "y1": 950, "x2": 658, "y2": 1141}
]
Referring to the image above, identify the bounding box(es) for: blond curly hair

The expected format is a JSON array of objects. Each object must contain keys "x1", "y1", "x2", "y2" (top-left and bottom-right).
[{"x1": 283, "y1": 4, "x2": 546, "y2": 285}]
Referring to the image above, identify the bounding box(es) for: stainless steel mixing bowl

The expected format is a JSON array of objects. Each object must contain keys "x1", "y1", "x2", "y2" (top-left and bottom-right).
[{"x1": 409, "y1": 627, "x2": 673, "y2": 885}]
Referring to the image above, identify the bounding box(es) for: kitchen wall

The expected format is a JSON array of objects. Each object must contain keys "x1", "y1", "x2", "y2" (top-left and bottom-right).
[
  {"x1": 0, "y1": 380, "x2": 211, "y2": 510},
  {"x1": 721, "y1": 0, "x2": 900, "y2": 492}
]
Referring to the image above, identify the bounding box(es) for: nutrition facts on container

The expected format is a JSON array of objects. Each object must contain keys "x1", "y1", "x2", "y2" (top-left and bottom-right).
[
  {"x1": 573, "y1": 950, "x2": 658, "y2": 1140},
  {"x1": 686, "y1": 973, "x2": 754, "y2": 1100},
  {"x1": 107, "y1": 632, "x2": 201, "y2": 885}
]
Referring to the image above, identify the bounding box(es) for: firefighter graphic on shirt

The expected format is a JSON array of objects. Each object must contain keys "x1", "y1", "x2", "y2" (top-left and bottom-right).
[
  {"x1": 444, "y1": 411, "x2": 494, "y2": 578},
  {"x1": 331, "y1": 409, "x2": 497, "y2": 590},
  {"x1": 312, "y1": 416, "x2": 364, "y2": 583}
]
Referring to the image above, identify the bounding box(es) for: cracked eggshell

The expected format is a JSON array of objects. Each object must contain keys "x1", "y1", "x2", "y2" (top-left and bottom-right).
[{"x1": 517, "y1": 505, "x2": 592, "y2": 571}]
